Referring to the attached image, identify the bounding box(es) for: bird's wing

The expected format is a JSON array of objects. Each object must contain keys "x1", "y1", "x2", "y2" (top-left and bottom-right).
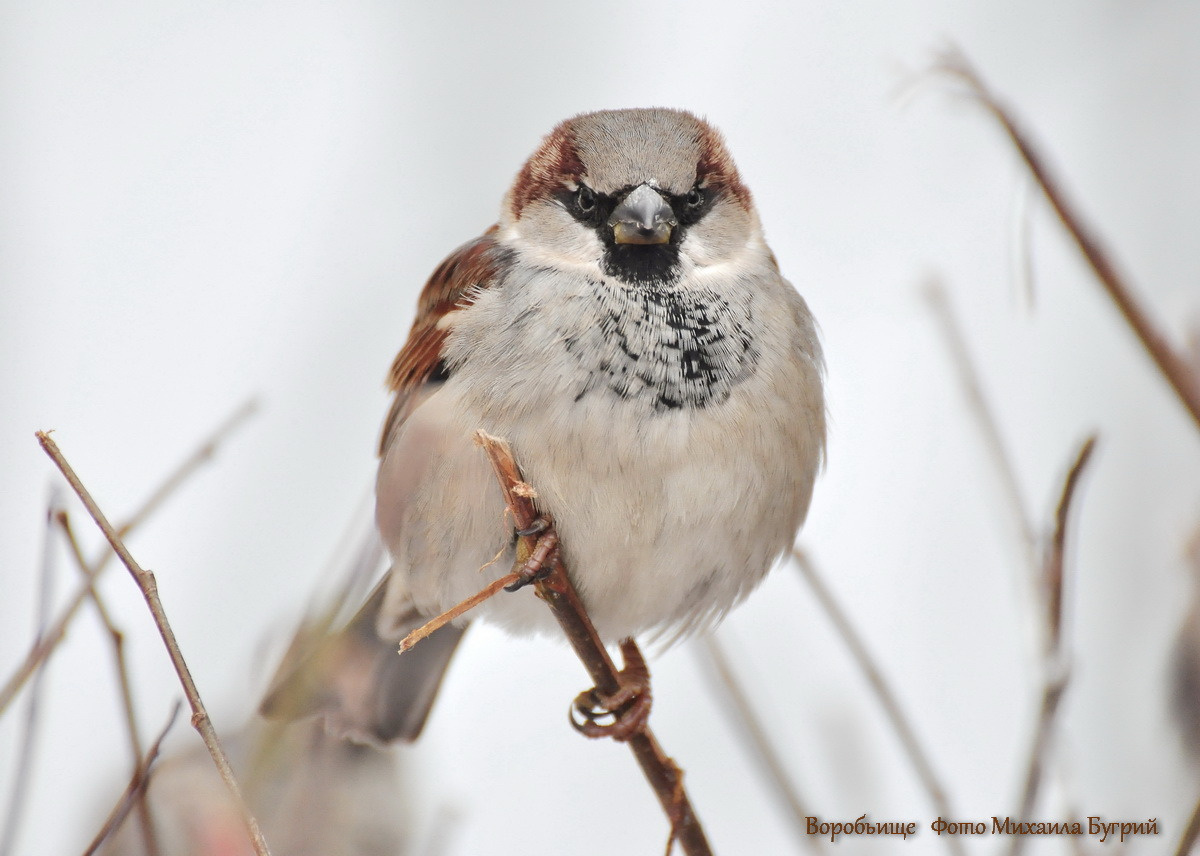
[{"x1": 379, "y1": 225, "x2": 511, "y2": 453}]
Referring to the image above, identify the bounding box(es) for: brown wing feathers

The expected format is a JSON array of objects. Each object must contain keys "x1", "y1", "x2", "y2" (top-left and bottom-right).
[
  {"x1": 379, "y1": 226, "x2": 507, "y2": 454},
  {"x1": 386, "y1": 226, "x2": 504, "y2": 395}
]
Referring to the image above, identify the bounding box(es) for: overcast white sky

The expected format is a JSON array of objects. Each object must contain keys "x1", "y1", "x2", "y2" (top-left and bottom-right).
[{"x1": 2, "y1": 1, "x2": 1199, "y2": 854}]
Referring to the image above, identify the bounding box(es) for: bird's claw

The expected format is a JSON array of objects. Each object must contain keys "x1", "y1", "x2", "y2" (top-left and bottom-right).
[
  {"x1": 515, "y1": 516, "x2": 551, "y2": 538},
  {"x1": 505, "y1": 518, "x2": 557, "y2": 592},
  {"x1": 570, "y1": 639, "x2": 652, "y2": 742}
]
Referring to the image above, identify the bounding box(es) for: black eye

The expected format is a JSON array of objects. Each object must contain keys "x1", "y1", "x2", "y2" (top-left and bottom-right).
[
  {"x1": 576, "y1": 185, "x2": 596, "y2": 213},
  {"x1": 685, "y1": 187, "x2": 705, "y2": 208}
]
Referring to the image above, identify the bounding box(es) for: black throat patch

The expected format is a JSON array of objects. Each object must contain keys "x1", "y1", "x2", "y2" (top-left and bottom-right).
[
  {"x1": 601, "y1": 242, "x2": 681, "y2": 285},
  {"x1": 561, "y1": 280, "x2": 759, "y2": 411}
]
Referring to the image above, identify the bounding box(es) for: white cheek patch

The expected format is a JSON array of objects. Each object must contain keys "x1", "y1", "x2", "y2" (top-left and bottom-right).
[
  {"x1": 516, "y1": 202, "x2": 606, "y2": 268},
  {"x1": 680, "y1": 198, "x2": 756, "y2": 268}
]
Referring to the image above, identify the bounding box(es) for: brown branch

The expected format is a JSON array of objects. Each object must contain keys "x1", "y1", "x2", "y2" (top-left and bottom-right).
[
  {"x1": 1008, "y1": 437, "x2": 1096, "y2": 856},
  {"x1": 1175, "y1": 793, "x2": 1200, "y2": 856},
  {"x1": 57, "y1": 511, "x2": 161, "y2": 856},
  {"x1": 37, "y1": 432, "x2": 273, "y2": 856},
  {"x1": 935, "y1": 48, "x2": 1200, "y2": 436},
  {"x1": 0, "y1": 399, "x2": 257, "y2": 718},
  {"x1": 0, "y1": 498, "x2": 59, "y2": 856},
  {"x1": 474, "y1": 430, "x2": 713, "y2": 856},
  {"x1": 790, "y1": 547, "x2": 966, "y2": 856},
  {"x1": 926, "y1": 276, "x2": 1090, "y2": 853},
  {"x1": 923, "y1": 278, "x2": 1038, "y2": 573},
  {"x1": 82, "y1": 702, "x2": 180, "y2": 856},
  {"x1": 399, "y1": 571, "x2": 521, "y2": 653},
  {"x1": 1044, "y1": 439, "x2": 1095, "y2": 650},
  {"x1": 116, "y1": 398, "x2": 259, "y2": 535},
  {"x1": 700, "y1": 635, "x2": 821, "y2": 852}
]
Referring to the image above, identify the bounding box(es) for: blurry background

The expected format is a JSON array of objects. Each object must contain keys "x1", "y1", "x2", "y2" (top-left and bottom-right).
[{"x1": 2, "y1": 1, "x2": 1199, "y2": 853}]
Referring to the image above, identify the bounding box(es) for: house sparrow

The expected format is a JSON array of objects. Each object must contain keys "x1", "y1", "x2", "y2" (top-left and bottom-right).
[{"x1": 262, "y1": 107, "x2": 826, "y2": 744}]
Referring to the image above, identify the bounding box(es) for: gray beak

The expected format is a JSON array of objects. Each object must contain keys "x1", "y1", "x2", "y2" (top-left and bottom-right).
[{"x1": 608, "y1": 183, "x2": 676, "y2": 245}]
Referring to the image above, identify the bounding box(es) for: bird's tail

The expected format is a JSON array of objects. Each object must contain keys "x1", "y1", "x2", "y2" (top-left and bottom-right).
[{"x1": 259, "y1": 580, "x2": 465, "y2": 745}]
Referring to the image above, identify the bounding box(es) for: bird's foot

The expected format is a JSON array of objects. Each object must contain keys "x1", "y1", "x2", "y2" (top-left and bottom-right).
[
  {"x1": 570, "y1": 638, "x2": 652, "y2": 742},
  {"x1": 504, "y1": 516, "x2": 557, "y2": 592}
]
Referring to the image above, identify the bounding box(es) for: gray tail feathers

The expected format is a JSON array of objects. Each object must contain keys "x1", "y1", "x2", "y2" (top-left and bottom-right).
[{"x1": 259, "y1": 582, "x2": 465, "y2": 745}]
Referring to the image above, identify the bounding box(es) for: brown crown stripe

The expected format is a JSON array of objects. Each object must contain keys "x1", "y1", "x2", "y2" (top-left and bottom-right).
[{"x1": 509, "y1": 122, "x2": 585, "y2": 219}]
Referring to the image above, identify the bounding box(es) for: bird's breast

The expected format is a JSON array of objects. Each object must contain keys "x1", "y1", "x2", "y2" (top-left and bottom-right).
[{"x1": 556, "y1": 278, "x2": 760, "y2": 412}]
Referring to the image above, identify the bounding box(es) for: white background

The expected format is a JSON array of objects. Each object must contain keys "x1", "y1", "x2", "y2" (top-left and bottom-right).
[{"x1": 2, "y1": 1, "x2": 1199, "y2": 853}]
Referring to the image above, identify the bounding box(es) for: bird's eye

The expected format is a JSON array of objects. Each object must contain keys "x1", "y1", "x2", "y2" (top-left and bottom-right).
[
  {"x1": 685, "y1": 187, "x2": 705, "y2": 208},
  {"x1": 576, "y1": 185, "x2": 596, "y2": 213}
]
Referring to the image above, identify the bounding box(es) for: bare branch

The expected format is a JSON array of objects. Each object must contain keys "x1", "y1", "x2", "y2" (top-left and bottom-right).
[
  {"x1": 399, "y1": 571, "x2": 521, "y2": 653},
  {"x1": 1044, "y1": 438, "x2": 1095, "y2": 651},
  {"x1": 116, "y1": 398, "x2": 259, "y2": 536},
  {"x1": 82, "y1": 702, "x2": 180, "y2": 856},
  {"x1": 474, "y1": 430, "x2": 713, "y2": 856},
  {"x1": 0, "y1": 399, "x2": 257, "y2": 718},
  {"x1": 37, "y1": 432, "x2": 272, "y2": 856},
  {"x1": 0, "y1": 495, "x2": 59, "y2": 856},
  {"x1": 790, "y1": 547, "x2": 965, "y2": 856},
  {"x1": 700, "y1": 635, "x2": 821, "y2": 852},
  {"x1": 1175, "y1": 793, "x2": 1200, "y2": 856},
  {"x1": 57, "y1": 511, "x2": 161, "y2": 856},
  {"x1": 926, "y1": 274, "x2": 1092, "y2": 853},
  {"x1": 1008, "y1": 437, "x2": 1096, "y2": 856},
  {"x1": 923, "y1": 278, "x2": 1038, "y2": 573},
  {"x1": 934, "y1": 47, "x2": 1200, "y2": 435}
]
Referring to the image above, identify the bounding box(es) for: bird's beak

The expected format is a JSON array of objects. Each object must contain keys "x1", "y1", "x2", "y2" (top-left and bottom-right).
[{"x1": 609, "y1": 183, "x2": 676, "y2": 245}]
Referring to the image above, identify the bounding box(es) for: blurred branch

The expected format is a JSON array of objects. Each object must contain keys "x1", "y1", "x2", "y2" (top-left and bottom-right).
[
  {"x1": 1043, "y1": 439, "x2": 1095, "y2": 651},
  {"x1": 117, "y1": 398, "x2": 259, "y2": 535},
  {"x1": 475, "y1": 430, "x2": 713, "y2": 856},
  {"x1": 934, "y1": 47, "x2": 1200, "y2": 436},
  {"x1": 923, "y1": 279, "x2": 1038, "y2": 573},
  {"x1": 82, "y1": 702, "x2": 180, "y2": 856},
  {"x1": 790, "y1": 547, "x2": 966, "y2": 856},
  {"x1": 0, "y1": 399, "x2": 257, "y2": 718},
  {"x1": 58, "y1": 510, "x2": 161, "y2": 856},
  {"x1": 0, "y1": 495, "x2": 59, "y2": 856},
  {"x1": 1175, "y1": 794, "x2": 1200, "y2": 856},
  {"x1": 700, "y1": 635, "x2": 821, "y2": 852},
  {"x1": 1009, "y1": 177, "x2": 1037, "y2": 310},
  {"x1": 1008, "y1": 437, "x2": 1096, "y2": 856},
  {"x1": 926, "y1": 276, "x2": 1091, "y2": 850},
  {"x1": 37, "y1": 432, "x2": 273, "y2": 856}
]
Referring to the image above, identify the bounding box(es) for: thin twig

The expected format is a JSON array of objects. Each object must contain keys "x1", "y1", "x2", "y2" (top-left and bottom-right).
[
  {"x1": 1044, "y1": 439, "x2": 1095, "y2": 651},
  {"x1": 400, "y1": 572, "x2": 521, "y2": 652},
  {"x1": 57, "y1": 511, "x2": 161, "y2": 856},
  {"x1": 0, "y1": 399, "x2": 257, "y2": 718},
  {"x1": 37, "y1": 432, "x2": 272, "y2": 856},
  {"x1": 1175, "y1": 793, "x2": 1200, "y2": 856},
  {"x1": 926, "y1": 278, "x2": 1090, "y2": 853},
  {"x1": 700, "y1": 635, "x2": 821, "y2": 852},
  {"x1": 923, "y1": 278, "x2": 1039, "y2": 573},
  {"x1": 117, "y1": 398, "x2": 259, "y2": 536},
  {"x1": 1009, "y1": 177, "x2": 1037, "y2": 311},
  {"x1": 790, "y1": 547, "x2": 965, "y2": 856},
  {"x1": 0, "y1": 495, "x2": 59, "y2": 856},
  {"x1": 1008, "y1": 437, "x2": 1096, "y2": 856},
  {"x1": 474, "y1": 430, "x2": 713, "y2": 856},
  {"x1": 935, "y1": 47, "x2": 1200, "y2": 435},
  {"x1": 82, "y1": 702, "x2": 180, "y2": 856}
]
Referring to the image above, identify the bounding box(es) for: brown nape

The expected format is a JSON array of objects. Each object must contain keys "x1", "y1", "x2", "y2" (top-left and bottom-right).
[{"x1": 509, "y1": 120, "x2": 585, "y2": 219}]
